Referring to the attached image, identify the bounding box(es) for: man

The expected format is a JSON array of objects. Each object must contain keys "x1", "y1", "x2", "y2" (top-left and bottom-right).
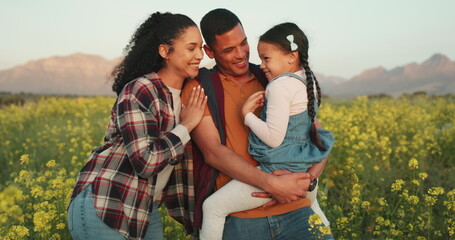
[{"x1": 180, "y1": 8, "x2": 331, "y2": 239}]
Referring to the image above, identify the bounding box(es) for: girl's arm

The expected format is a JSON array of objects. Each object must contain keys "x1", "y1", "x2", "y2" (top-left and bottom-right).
[{"x1": 243, "y1": 80, "x2": 291, "y2": 148}]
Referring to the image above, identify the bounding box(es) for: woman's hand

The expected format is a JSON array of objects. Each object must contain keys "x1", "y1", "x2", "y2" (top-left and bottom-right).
[
  {"x1": 180, "y1": 85, "x2": 207, "y2": 132},
  {"x1": 242, "y1": 91, "x2": 265, "y2": 119}
]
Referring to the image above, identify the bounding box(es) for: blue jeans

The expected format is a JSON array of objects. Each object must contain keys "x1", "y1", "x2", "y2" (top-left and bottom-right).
[
  {"x1": 68, "y1": 185, "x2": 163, "y2": 240},
  {"x1": 222, "y1": 206, "x2": 333, "y2": 240}
]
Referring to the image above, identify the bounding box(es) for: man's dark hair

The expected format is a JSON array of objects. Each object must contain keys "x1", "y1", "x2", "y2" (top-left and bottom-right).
[{"x1": 200, "y1": 8, "x2": 242, "y2": 47}]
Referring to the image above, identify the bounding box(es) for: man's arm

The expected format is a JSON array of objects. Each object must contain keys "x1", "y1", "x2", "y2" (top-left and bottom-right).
[{"x1": 190, "y1": 115, "x2": 310, "y2": 203}]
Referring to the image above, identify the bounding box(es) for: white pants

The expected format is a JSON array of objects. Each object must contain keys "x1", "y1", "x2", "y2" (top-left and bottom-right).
[{"x1": 200, "y1": 177, "x2": 329, "y2": 240}]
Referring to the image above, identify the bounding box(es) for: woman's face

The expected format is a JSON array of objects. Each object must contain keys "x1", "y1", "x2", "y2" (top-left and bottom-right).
[{"x1": 165, "y1": 26, "x2": 204, "y2": 79}]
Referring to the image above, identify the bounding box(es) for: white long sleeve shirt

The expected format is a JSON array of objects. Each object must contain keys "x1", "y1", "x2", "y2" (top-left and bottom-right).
[{"x1": 244, "y1": 70, "x2": 316, "y2": 148}]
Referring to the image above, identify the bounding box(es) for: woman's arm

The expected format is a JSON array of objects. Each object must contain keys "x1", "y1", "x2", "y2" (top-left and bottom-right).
[{"x1": 117, "y1": 80, "x2": 205, "y2": 178}]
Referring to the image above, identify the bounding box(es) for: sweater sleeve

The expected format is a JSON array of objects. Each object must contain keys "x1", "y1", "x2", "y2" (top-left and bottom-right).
[{"x1": 244, "y1": 80, "x2": 291, "y2": 148}]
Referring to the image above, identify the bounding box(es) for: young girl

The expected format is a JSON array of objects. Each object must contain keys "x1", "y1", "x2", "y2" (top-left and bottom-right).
[
  {"x1": 67, "y1": 12, "x2": 207, "y2": 240},
  {"x1": 201, "y1": 22, "x2": 334, "y2": 240}
]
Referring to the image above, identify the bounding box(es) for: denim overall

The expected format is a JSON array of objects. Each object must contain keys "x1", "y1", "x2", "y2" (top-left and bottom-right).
[{"x1": 248, "y1": 72, "x2": 335, "y2": 173}]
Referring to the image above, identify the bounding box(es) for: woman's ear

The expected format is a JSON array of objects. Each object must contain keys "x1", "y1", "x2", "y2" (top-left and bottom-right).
[
  {"x1": 288, "y1": 51, "x2": 299, "y2": 65},
  {"x1": 158, "y1": 44, "x2": 170, "y2": 59}
]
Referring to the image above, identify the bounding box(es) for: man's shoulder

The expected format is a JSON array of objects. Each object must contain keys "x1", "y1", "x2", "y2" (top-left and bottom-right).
[
  {"x1": 182, "y1": 78, "x2": 200, "y2": 93},
  {"x1": 197, "y1": 66, "x2": 218, "y2": 80}
]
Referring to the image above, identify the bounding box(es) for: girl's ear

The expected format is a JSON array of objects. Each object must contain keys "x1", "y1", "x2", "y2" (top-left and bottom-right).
[
  {"x1": 288, "y1": 51, "x2": 299, "y2": 65},
  {"x1": 158, "y1": 44, "x2": 170, "y2": 59}
]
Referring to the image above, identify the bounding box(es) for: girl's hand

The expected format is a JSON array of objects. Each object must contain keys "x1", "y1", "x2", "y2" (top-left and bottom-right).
[
  {"x1": 242, "y1": 91, "x2": 265, "y2": 119},
  {"x1": 180, "y1": 85, "x2": 208, "y2": 132}
]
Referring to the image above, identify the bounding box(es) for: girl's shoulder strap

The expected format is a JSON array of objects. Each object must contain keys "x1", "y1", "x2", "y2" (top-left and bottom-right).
[{"x1": 271, "y1": 72, "x2": 307, "y2": 86}]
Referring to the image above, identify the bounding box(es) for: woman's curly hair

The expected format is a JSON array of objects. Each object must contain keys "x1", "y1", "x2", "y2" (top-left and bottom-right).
[{"x1": 111, "y1": 12, "x2": 196, "y2": 95}]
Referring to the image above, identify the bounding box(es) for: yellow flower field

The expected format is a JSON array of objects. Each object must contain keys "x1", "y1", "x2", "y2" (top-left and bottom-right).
[{"x1": 0, "y1": 95, "x2": 454, "y2": 239}]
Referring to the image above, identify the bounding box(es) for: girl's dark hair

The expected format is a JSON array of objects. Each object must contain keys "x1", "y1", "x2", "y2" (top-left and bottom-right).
[
  {"x1": 111, "y1": 12, "x2": 196, "y2": 95},
  {"x1": 259, "y1": 22, "x2": 325, "y2": 150},
  {"x1": 200, "y1": 8, "x2": 242, "y2": 47}
]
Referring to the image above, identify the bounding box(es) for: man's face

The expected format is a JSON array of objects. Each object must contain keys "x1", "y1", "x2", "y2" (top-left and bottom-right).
[{"x1": 204, "y1": 23, "x2": 250, "y2": 78}]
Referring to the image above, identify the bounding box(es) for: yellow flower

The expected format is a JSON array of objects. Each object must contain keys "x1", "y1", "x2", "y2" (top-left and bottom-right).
[
  {"x1": 319, "y1": 226, "x2": 331, "y2": 236},
  {"x1": 384, "y1": 219, "x2": 390, "y2": 226},
  {"x1": 447, "y1": 189, "x2": 455, "y2": 200},
  {"x1": 19, "y1": 154, "x2": 30, "y2": 165},
  {"x1": 351, "y1": 197, "x2": 360, "y2": 204},
  {"x1": 46, "y1": 160, "x2": 56, "y2": 168},
  {"x1": 401, "y1": 190, "x2": 409, "y2": 200},
  {"x1": 51, "y1": 233, "x2": 61, "y2": 240},
  {"x1": 361, "y1": 201, "x2": 370, "y2": 209},
  {"x1": 408, "y1": 223, "x2": 414, "y2": 231},
  {"x1": 375, "y1": 216, "x2": 385, "y2": 225},
  {"x1": 33, "y1": 210, "x2": 53, "y2": 232},
  {"x1": 308, "y1": 213, "x2": 323, "y2": 227},
  {"x1": 56, "y1": 223, "x2": 66, "y2": 230},
  {"x1": 15, "y1": 170, "x2": 30, "y2": 183},
  {"x1": 378, "y1": 198, "x2": 388, "y2": 206},
  {"x1": 418, "y1": 172, "x2": 428, "y2": 180},
  {"x1": 36, "y1": 176, "x2": 46, "y2": 183},
  {"x1": 445, "y1": 200, "x2": 455, "y2": 211},
  {"x1": 31, "y1": 186, "x2": 44, "y2": 198},
  {"x1": 391, "y1": 179, "x2": 405, "y2": 192},
  {"x1": 425, "y1": 195, "x2": 437, "y2": 206},
  {"x1": 408, "y1": 158, "x2": 419, "y2": 170},
  {"x1": 411, "y1": 179, "x2": 420, "y2": 186},
  {"x1": 428, "y1": 187, "x2": 444, "y2": 196},
  {"x1": 407, "y1": 195, "x2": 420, "y2": 205},
  {"x1": 337, "y1": 217, "x2": 349, "y2": 225},
  {"x1": 4, "y1": 225, "x2": 30, "y2": 239}
]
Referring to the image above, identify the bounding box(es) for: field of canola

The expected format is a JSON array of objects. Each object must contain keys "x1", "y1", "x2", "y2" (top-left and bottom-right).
[{"x1": 0, "y1": 96, "x2": 453, "y2": 239}]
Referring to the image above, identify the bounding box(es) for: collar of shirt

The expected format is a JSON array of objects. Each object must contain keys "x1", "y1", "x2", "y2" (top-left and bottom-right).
[{"x1": 218, "y1": 71, "x2": 256, "y2": 86}]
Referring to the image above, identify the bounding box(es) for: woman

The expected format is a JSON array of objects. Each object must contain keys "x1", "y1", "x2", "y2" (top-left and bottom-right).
[{"x1": 67, "y1": 12, "x2": 206, "y2": 240}]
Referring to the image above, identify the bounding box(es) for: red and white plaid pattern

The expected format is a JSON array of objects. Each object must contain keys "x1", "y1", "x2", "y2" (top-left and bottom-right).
[{"x1": 70, "y1": 74, "x2": 194, "y2": 239}]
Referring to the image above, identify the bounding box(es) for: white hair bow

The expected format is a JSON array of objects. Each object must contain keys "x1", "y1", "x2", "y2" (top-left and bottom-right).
[{"x1": 286, "y1": 34, "x2": 298, "y2": 51}]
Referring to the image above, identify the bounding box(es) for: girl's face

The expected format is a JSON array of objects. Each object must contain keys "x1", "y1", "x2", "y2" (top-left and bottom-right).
[
  {"x1": 165, "y1": 26, "x2": 204, "y2": 79},
  {"x1": 257, "y1": 41, "x2": 296, "y2": 80}
]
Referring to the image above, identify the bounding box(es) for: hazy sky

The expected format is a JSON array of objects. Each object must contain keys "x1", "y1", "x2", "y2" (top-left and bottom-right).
[{"x1": 1, "y1": 0, "x2": 454, "y2": 78}]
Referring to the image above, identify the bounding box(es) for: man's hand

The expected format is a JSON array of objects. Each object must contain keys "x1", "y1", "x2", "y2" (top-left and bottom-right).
[{"x1": 252, "y1": 170, "x2": 310, "y2": 207}]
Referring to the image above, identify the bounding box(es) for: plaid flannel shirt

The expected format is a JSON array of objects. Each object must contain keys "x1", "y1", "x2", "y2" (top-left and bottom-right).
[{"x1": 70, "y1": 73, "x2": 195, "y2": 239}]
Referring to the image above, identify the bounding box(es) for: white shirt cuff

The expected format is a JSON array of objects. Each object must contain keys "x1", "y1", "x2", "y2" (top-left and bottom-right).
[{"x1": 171, "y1": 124, "x2": 191, "y2": 145}]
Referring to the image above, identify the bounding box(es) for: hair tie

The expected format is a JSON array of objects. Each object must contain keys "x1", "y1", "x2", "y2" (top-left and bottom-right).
[{"x1": 286, "y1": 34, "x2": 298, "y2": 51}]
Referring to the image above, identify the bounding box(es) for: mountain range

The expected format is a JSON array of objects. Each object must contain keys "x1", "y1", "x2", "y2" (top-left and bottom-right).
[
  {"x1": 1, "y1": 53, "x2": 454, "y2": 98},
  {"x1": 319, "y1": 53, "x2": 455, "y2": 98},
  {"x1": 0, "y1": 53, "x2": 120, "y2": 96}
]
